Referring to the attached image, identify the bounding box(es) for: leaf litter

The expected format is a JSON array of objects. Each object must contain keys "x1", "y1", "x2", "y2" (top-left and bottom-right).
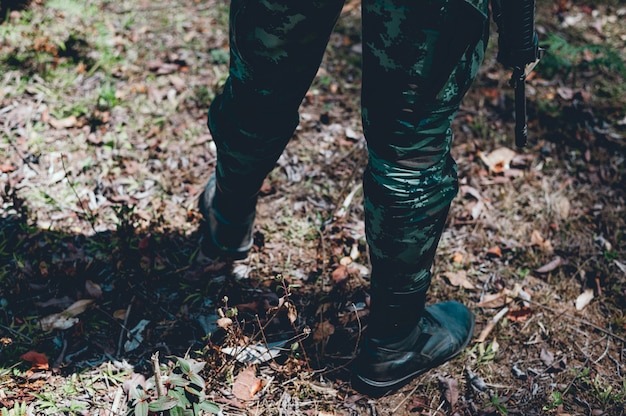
[{"x1": 0, "y1": 0, "x2": 625, "y2": 415}]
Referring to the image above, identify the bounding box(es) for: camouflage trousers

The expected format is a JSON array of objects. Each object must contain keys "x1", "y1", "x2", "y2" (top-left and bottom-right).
[{"x1": 208, "y1": 0, "x2": 490, "y2": 297}]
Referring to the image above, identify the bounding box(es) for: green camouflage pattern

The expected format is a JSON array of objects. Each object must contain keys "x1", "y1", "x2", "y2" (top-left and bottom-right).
[{"x1": 208, "y1": 0, "x2": 489, "y2": 296}]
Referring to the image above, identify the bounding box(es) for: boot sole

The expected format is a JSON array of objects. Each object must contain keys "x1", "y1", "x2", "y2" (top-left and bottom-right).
[{"x1": 352, "y1": 317, "x2": 475, "y2": 398}]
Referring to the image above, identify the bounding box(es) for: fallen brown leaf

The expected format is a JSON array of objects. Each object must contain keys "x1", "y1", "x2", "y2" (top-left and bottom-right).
[
  {"x1": 286, "y1": 301, "x2": 298, "y2": 324},
  {"x1": 20, "y1": 351, "x2": 49, "y2": 370},
  {"x1": 216, "y1": 317, "x2": 233, "y2": 329},
  {"x1": 478, "y1": 147, "x2": 517, "y2": 174},
  {"x1": 487, "y1": 246, "x2": 502, "y2": 257},
  {"x1": 438, "y1": 376, "x2": 459, "y2": 407},
  {"x1": 536, "y1": 256, "x2": 563, "y2": 274},
  {"x1": 113, "y1": 309, "x2": 128, "y2": 320},
  {"x1": 49, "y1": 115, "x2": 78, "y2": 129},
  {"x1": 452, "y1": 252, "x2": 464, "y2": 264},
  {"x1": 575, "y1": 288, "x2": 594, "y2": 310},
  {"x1": 85, "y1": 280, "x2": 103, "y2": 299},
  {"x1": 232, "y1": 366, "x2": 262, "y2": 401},
  {"x1": 313, "y1": 320, "x2": 335, "y2": 345},
  {"x1": 443, "y1": 270, "x2": 475, "y2": 290},
  {"x1": 476, "y1": 291, "x2": 509, "y2": 309},
  {"x1": 0, "y1": 163, "x2": 16, "y2": 173},
  {"x1": 506, "y1": 306, "x2": 533, "y2": 322},
  {"x1": 331, "y1": 266, "x2": 349, "y2": 284},
  {"x1": 540, "y1": 348, "x2": 554, "y2": 367}
]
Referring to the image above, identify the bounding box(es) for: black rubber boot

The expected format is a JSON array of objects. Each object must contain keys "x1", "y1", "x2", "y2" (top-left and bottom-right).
[
  {"x1": 352, "y1": 291, "x2": 474, "y2": 397},
  {"x1": 198, "y1": 174, "x2": 256, "y2": 260}
]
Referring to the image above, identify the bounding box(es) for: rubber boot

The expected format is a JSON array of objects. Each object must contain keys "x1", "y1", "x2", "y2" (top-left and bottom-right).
[
  {"x1": 352, "y1": 289, "x2": 475, "y2": 397},
  {"x1": 198, "y1": 174, "x2": 256, "y2": 260}
]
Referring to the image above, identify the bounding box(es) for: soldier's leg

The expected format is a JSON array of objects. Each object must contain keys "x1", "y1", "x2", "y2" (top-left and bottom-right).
[
  {"x1": 200, "y1": 0, "x2": 345, "y2": 257},
  {"x1": 209, "y1": 0, "x2": 346, "y2": 218},
  {"x1": 354, "y1": 0, "x2": 490, "y2": 395}
]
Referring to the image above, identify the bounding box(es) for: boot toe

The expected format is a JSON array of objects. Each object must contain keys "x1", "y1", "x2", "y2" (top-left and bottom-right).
[{"x1": 427, "y1": 301, "x2": 475, "y2": 350}]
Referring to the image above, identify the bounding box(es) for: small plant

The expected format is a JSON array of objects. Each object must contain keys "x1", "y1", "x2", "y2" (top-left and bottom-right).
[
  {"x1": 469, "y1": 339, "x2": 499, "y2": 365},
  {"x1": 488, "y1": 394, "x2": 508, "y2": 415},
  {"x1": 542, "y1": 391, "x2": 564, "y2": 412},
  {"x1": 1, "y1": 402, "x2": 28, "y2": 416},
  {"x1": 127, "y1": 353, "x2": 220, "y2": 416},
  {"x1": 538, "y1": 33, "x2": 626, "y2": 81}
]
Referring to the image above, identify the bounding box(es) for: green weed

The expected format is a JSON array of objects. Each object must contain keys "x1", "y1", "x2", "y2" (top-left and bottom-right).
[
  {"x1": 488, "y1": 394, "x2": 508, "y2": 415},
  {"x1": 542, "y1": 391, "x2": 564, "y2": 412},
  {"x1": 539, "y1": 33, "x2": 625, "y2": 81},
  {"x1": 0, "y1": 402, "x2": 28, "y2": 416},
  {"x1": 127, "y1": 355, "x2": 220, "y2": 416}
]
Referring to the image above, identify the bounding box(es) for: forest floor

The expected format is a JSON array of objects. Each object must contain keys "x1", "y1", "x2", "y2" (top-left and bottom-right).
[{"x1": 1, "y1": 0, "x2": 625, "y2": 415}]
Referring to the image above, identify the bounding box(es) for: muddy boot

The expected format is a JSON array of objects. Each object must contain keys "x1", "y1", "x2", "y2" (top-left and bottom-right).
[
  {"x1": 198, "y1": 174, "x2": 256, "y2": 260},
  {"x1": 352, "y1": 290, "x2": 474, "y2": 397}
]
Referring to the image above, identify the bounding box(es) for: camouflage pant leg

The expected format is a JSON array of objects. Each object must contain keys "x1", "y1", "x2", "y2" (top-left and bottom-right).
[
  {"x1": 208, "y1": 0, "x2": 345, "y2": 217},
  {"x1": 361, "y1": 0, "x2": 489, "y2": 295}
]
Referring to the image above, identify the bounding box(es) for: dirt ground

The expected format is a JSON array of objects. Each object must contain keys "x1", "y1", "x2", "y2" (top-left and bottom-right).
[{"x1": 1, "y1": 0, "x2": 625, "y2": 415}]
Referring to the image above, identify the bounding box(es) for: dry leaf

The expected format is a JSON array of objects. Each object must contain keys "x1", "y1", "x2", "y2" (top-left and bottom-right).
[
  {"x1": 232, "y1": 366, "x2": 262, "y2": 401},
  {"x1": 460, "y1": 185, "x2": 482, "y2": 200},
  {"x1": 85, "y1": 280, "x2": 103, "y2": 299},
  {"x1": 530, "y1": 230, "x2": 554, "y2": 254},
  {"x1": 478, "y1": 147, "x2": 517, "y2": 174},
  {"x1": 540, "y1": 348, "x2": 554, "y2": 367},
  {"x1": 487, "y1": 246, "x2": 502, "y2": 257},
  {"x1": 20, "y1": 351, "x2": 49, "y2": 370},
  {"x1": 476, "y1": 291, "x2": 509, "y2": 309},
  {"x1": 168, "y1": 74, "x2": 186, "y2": 91},
  {"x1": 0, "y1": 163, "x2": 16, "y2": 173},
  {"x1": 286, "y1": 301, "x2": 298, "y2": 324},
  {"x1": 39, "y1": 299, "x2": 94, "y2": 331},
  {"x1": 555, "y1": 196, "x2": 571, "y2": 220},
  {"x1": 49, "y1": 115, "x2": 78, "y2": 129},
  {"x1": 452, "y1": 252, "x2": 464, "y2": 264},
  {"x1": 331, "y1": 266, "x2": 349, "y2": 284},
  {"x1": 443, "y1": 271, "x2": 475, "y2": 290},
  {"x1": 438, "y1": 376, "x2": 459, "y2": 407},
  {"x1": 471, "y1": 200, "x2": 485, "y2": 219},
  {"x1": 217, "y1": 317, "x2": 233, "y2": 329},
  {"x1": 64, "y1": 299, "x2": 95, "y2": 316},
  {"x1": 40, "y1": 315, "x2": 79, "y2": 331},
  {"x1": 506, "y1": 306, "x2": 533, "y2": 322},
  {"x1": 339, "y1": 256, "x2": 352, "y2": 266},
  {"x1": 113, "y1": 309, "x2": 128, "y2": 320},
  {"x1": 313, "y1": 321, "x2": 335, "y2": 344},
  {"x1": 221, "y1": 342, "x2": 284, "y2": 364},
  {"x1": 536, "y1": 256, "x2": 563, "y2": 274},
  {"x1": 530, "y1": 230, "x2": 545, "y2": 246},
  {"x1": 575, "y1": 288, "x2": 594, "y2": 310}
]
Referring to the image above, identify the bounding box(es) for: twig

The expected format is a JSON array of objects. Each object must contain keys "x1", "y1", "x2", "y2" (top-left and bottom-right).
[
  {"x1": 350, "y1": 303, "x2": 362, "y2": 358},
  {"x1": 2, "y1": 122, "x2": 40, "y2": 172},
  {"x1": 594, "y1": 337, "x2": 611, "y2": 364},
  {"x1": 393, "y1": 383, "x2": 420, "y2": 412},
  {"x1": 116, "y1": 296, "x2": 135, "y2": 357},
  {"x1": 393, "y1": 384, "x2": 447, "y2": 415},
  {"x1": 317, "y1": 228, "x2": 328, "y2": 282},
  {"x1": 525, "y1": 298, "x2": 626, "y2": 343},
  {"x1": 561, "y1": 357, "x2": 590, "y2": 398},
  {"x1": 52, "y1": 338, "x2": 68, "y2": 369},
  {"x1": 60, "y1": 154, "x2": 97, "y2": 234},
  {"x1": 476, "y1": 307, "x2": 509, "y2": 343},
  {"x1": 334, "y1": 183, "x2": 362, "y2": 220},
  {"x1": 110, "y1": 387, "x2": 124, "y2": 416},
  {"x1": 151, "y1": 352, "x2": 166, "y2": 398},
  {"x1": 0, "y1": 323, "x2": 33, "y2": 343}
]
